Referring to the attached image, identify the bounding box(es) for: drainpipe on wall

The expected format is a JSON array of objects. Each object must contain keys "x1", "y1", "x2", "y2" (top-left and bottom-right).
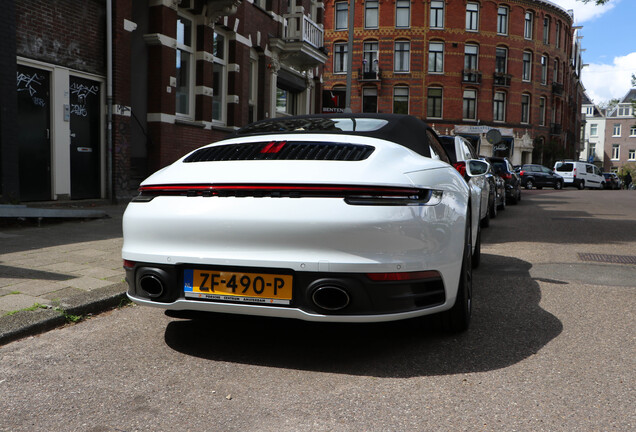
[{"x1": 106, "y1": 0, "x2": 114, "y2": 203}]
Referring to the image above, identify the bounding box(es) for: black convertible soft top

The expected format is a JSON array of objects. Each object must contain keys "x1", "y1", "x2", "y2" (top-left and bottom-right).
[{"x1": 230, "y1": 113, "x2": 433, "y2": 158}]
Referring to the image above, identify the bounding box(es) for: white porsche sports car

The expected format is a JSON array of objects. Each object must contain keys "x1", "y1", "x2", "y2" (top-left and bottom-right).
[{"x1": 122, "y1": 114, "x2": 488, "y2": 332}]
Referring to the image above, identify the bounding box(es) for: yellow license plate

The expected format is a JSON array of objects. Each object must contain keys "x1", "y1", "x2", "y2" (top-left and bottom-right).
[{"x1": 184, "y1": 269, "x2": 293, "y2": 305}]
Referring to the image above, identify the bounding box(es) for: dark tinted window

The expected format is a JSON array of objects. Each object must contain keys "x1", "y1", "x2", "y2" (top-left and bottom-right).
[{"x1": 555, "y1": 163, "x2": 573, "y2": 172}]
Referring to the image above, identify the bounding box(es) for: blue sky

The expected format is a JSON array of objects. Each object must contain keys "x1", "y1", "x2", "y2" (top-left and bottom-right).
[{"x1": 550, "y1": 0, "x2": 636, "y2": 104}]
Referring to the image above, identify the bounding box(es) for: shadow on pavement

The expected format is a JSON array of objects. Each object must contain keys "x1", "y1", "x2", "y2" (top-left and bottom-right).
[
  {"x1": 164, "y1": 254, "x2": 562, "y2": 377},
  {"x1": 483, "y1": 191, "x2": 636, "y2": 245},
  {"x1": 0, "y1": 204, "x2": 125, "y2": 255}
]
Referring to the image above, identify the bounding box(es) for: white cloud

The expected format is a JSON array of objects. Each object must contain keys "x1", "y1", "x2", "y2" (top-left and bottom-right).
[
  {"x1": 548, "y1": 0, "x2": 619, "y2": 24},
  {"x1": 583, "y1": 52, "x2": 636, "y2": 103}
]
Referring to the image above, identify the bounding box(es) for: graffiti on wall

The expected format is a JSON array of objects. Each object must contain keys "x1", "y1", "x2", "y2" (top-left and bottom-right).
[
  {"x1": 70, "y1": 82, "x2": 99, "y2": 117},
  {"x1": 16, "y1": 71, "x2": 47, "y2": 107}
]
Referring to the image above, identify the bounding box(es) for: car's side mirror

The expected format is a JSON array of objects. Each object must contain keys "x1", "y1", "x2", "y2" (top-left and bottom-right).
[{"x1": 465, "y1": 159, "x2": 490, "y2": 177}]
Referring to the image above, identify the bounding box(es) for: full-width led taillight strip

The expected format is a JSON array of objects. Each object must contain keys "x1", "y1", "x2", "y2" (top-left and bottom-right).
[
  {"x1": 138, "y1": 184, "x2": 421, "y2": 195},
  {"x1": 134, "y1": 184, "x2": 442, "y2": 206}
]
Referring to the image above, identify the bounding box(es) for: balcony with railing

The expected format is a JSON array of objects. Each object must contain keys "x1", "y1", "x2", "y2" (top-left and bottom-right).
[
  {"x1": 493, "y1": 72, "x2": 512, "y2": 87},
  {"x1": 271, "y1": 13, "x2": 327, "y2": 70},
  {"x1": 552, "y1": 82, "x2": 564, "y2": 96},
  {"x1": 550, "y1": 123, "x2": 563, "y2": 135},
  {"x1": 462, "y1": 70, "x2": 482, "y2": 84},
  {"x1": 358, "y1": 62, "x2": 382, "y2": 82}
]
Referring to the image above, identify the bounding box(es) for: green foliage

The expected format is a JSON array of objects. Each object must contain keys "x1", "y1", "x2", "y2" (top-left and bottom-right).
[
  {"x1": 578, "y1": 0, "x2": 610, "y2": 4},
  {"x1": 618, "y1": 163, "x2": 636, "y2": 177}
]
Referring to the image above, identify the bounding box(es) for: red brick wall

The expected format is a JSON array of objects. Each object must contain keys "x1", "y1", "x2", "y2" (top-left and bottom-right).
[
  {"x1": 15, "y1": 0, "x2": 105, "y2": 75},
  {"x1": 323, "y1": 0, "x2": 579, "y2": 156}
]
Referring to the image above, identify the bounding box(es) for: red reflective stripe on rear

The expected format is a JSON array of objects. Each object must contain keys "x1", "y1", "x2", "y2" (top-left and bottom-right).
[{"x1": 139, "y1": 184, "x2": 421, "y2": 194}]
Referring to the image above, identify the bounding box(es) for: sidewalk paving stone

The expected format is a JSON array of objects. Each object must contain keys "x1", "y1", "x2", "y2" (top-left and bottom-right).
[{"x1": 0, "y1": 201, "x2": 129, "y2": 345}]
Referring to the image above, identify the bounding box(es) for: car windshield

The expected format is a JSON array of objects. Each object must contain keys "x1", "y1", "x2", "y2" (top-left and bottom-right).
[{"x1": 555, "y1": 163, "x2": 573, "y2": 172}]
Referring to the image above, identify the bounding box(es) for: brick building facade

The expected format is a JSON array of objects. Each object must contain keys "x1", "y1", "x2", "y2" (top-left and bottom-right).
[
  {"x1": 603, "y1": 89, "x2": 636, "y2": 173},
  {"x1": 322, "y1": 0, "x2": 584, "y2": 166},
  {"x1": 1, "y1": 0, "x2": 326, "y2": 203}
]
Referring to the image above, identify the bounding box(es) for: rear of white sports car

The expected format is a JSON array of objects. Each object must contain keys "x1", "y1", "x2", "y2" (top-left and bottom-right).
[{"x1": 122, "y1": 115, "x2": 472, "y2": 330}]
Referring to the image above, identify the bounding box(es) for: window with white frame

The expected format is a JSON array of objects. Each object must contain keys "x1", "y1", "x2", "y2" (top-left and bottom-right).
[
  {"x1": 613, "y1": 124, "x2": 621, "y2": 136},
  {"x1": 495, "y1": 47, "x2": 507, "y2": 73},
  {"x1": 393, "y1": 87, "x2": 409, "y2": 114},
  {"x1": 333, "y1": 42, "x2": 348, "y2": 73},
  {"x1": 463, "y1": 89, "x2": 477, "y2": 120},
  {"x1": 430, "y1": 1, "x2": 444, "y2": 29},
  {"x1": 335, "y1": 2, "x2": 348, "y2": 30},
  {"x1": 497, "y1": 6, "x2": 509, "y2": 35},
  {"x1": 618, "y1": 105, "x2": 632, "y2": 116},
  {"x1": 539, "y1": 97, "x2": 546, "y2": 126},
  {"x1": 396, "y1": 0, "x2": 410, "y2": 28},
  {"x1": 212, "y1": 29, "x2": 227, "y2": 123},
  {"x1": 428, "y1": 41, "x2": 444, "y2": 73},
  {"x1": 464, "y1": 44, "x2": 478, "y2": 71},
  {"x1": 522, "y1": 51, "x2": 532, "y2": 81},
  {"x1": 276, "y1": 87, "x2": 296, "y2": 115},
  {"x1": 611, "y1": 144, "x2": 620, "y2": 160},
  {"x1": 521, "y1": 94, "x2": 530, "y2": 123},
  {"x1": 394, "y1": 40, "x2": 410, "y2": 72},
  {"x1": 248, "y1": 50, "x2": 258, "y2": 123},
  {"x1": 543, "y1": 16, "x2": 550, "y2": 44},
  {"x1": 585, "y1": 106, "x2": 594, "y2": 116},
  {"x1": 629, "y1": 149, "x2": 636, "y2": 160},
  {"x1": 466, "y1": 3, "x2": 479, "y2": 31},
  {"x1": 540, "y1": 55, "x2": 548, "y2": 84},
  {"x1": 524, "y1": 11, "x2": 533, "y2": 39},
  {"x1": 590, "y1": 123, "x2": 598, "y2": 137},
  {"x1": 494, "y1": 91, "x2": 506, "y2": 122},
  {"x1": 365, "y1": 0, "x2": 379, "y2": 29},
  {"x1": 363, "y1": 41, "x2": 379, "y2": 74},
  {"x1": 427, "y1": 87, "x2": 443, "y2": 119},
  {"x1": 176, "y1": 14, "x2": 195, "y2": 119},
  {"x1": 362, "y1": 87, "x2": 378, "y2": 113},
  {"x1": 589, "y1": 143, "x2": 596, "y2": 159},
  {"x1": 631, "y1": 126, "x2": 636, "y2": 136}
]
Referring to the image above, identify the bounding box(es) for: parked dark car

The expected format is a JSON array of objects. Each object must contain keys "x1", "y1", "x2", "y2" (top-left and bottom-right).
[
  {"x1": 482, "y1": 156, "x2": 521, "y2": 205},
  {"x1": 482, "y1": 158, "x2": 506, "y2": 215},
  {"x1": 517, "y1": 164, "x2": 564, "y2": 190},
  {"x1": 603, "y1": 173, "x2": 621, "y2": 190}
]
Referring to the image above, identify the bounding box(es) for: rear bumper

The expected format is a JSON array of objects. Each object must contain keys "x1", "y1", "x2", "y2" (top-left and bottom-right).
[{"x1": 125, "y1": 262, "x2": 449, "y2": 322}]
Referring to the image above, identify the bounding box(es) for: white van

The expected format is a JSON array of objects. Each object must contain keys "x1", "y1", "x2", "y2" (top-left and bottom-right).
[{"x1": 553, "y1": 161, "x2": 605, "y2": 189}]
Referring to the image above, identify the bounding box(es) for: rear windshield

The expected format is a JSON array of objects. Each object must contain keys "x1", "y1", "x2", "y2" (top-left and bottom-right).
[
  {"x1": 492, "y1": 161, "x2": 507, "y2": 173},
  {"x1": 237, "y1": 118, "x2": 389, "y2": 134},
  {"x1": 555, "y1": 163, "x2": 574, "y2": 172}
]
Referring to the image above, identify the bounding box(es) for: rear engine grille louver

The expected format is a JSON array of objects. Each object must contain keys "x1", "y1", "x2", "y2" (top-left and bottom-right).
[{"x1": 183, "y1": 141, "x2": 375, "y2": 162}]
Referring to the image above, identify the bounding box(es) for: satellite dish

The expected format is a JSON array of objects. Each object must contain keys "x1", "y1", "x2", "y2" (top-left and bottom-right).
[{"x1": 486, "y1": 129, "x2": 502, "y2": 145}]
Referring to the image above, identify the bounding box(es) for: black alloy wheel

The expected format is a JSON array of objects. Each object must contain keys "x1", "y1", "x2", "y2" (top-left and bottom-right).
[
  {"x1": 554, "y1": 180, "x2": 563, "y2": 190},
  {"x1": 441, "y1": 214, "x2": 473, "y2": 333},
  {"x1": 525, "y1": 179, "x2": 534, "y2": 190}
]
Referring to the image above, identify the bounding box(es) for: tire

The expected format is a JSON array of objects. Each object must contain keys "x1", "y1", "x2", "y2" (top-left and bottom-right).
[
  {"x1": 525, "y1": 179, "x2": 534, "y2": 190},
  {"x1": 509, "y1": 190, "x2": 518, "y2": 205},
  {"x1": 578, "y1": 181, "x2": 585, "y2": 190},
  {"x1": 481, "y1": 207, "x2": 490, "y2": 228},
  {"x1": 498, "y1": 193, "x2": 506, "y2": 210},
  {"x1": 440, "y1": 216, "x2": 473, "y2": 333},
  {"x1": 554, "y1": 181, "x2": 562, "y2": 190},
  {"x1": 489, "y1": 195, "x2": 498, "y2": 219},
  {"x1": 472, "y1": 224, "x2": 481, "y2": 268}
]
